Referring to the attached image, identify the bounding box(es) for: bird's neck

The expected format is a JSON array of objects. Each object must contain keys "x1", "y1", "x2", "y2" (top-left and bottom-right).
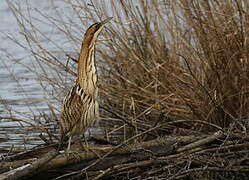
[{"x1": 77, "y1": 44, "x2": 98, "y2": 97}]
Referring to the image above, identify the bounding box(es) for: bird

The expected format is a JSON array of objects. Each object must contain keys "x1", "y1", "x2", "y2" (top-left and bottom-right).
[{"x1": 59, "y1": 17, "x2": 112, "y2": 151}]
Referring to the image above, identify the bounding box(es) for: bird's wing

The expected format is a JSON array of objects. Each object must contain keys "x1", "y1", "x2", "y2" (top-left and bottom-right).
[{"x1": 60, "y1": 83, "x2": 93, "y2": 136}]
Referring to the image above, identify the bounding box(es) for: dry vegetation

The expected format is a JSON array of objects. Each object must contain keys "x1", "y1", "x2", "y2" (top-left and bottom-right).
[
  {"x1": 2, "y1": 0, "x2": 249, "y2": 179},
  {"x1": 98, "y1": 0, "x2": 249, "y2": 137}
]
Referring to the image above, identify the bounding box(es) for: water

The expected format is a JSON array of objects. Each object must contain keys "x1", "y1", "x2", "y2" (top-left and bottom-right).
[{"x1": 0, "y1": 0, "x2": 81, "y2": 151}]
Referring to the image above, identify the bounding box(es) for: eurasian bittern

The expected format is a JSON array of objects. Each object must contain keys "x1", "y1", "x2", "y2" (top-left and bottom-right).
[{"x1": 59, "y1": 17, "x2": 112, "y2": 151}]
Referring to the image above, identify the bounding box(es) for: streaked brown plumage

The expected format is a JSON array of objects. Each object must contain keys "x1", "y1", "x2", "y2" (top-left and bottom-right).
[{"x1": 59, "y1": 17, "x2": 112, "y2": 150}]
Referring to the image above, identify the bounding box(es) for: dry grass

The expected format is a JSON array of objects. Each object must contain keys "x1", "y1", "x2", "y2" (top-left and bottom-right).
[
  {"x1": 2, "y1": 0, "x2": 249, "y2": 179},
  {"x1": 96, "y1": 0, "x2": 249, "y2": 139},
  {"x1": 5, "y1": 0, "x2": 249, "y2": 143}
]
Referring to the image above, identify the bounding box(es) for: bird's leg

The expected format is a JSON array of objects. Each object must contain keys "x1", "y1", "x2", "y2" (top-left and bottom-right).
[
  {"x1": 67, "y1": 136, "x2": 72, "y2": 153},
  {"x1": 81, "y1": 133, "x2": 89, "y2": 152},
  {"x1": 65, "y1": 136, "x2": 81, "y2": 158},
  {"x1": 67, "y1": 136, "x2": 83, "y2": 159},
  {"x1": 83, "y1": 133, "x2": 89, "y2": 146}
]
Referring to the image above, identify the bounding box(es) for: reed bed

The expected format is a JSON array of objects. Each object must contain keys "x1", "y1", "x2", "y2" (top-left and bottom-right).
[{"x1": 2, "y1": 0, "x2": 249, "y2": 179}]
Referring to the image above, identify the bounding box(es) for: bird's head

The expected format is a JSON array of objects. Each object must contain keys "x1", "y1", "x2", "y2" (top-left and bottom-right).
[{"x1": 83, "y1": 17, "x2": 112, "y2": 48}]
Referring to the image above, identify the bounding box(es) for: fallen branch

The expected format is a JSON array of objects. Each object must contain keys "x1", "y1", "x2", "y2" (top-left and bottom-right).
[
  {"x1": 1, "y1": 150, "x2": 59, "y2": 180},
  {"x1": 1, "y1": 131, "x2": 249, "y2": 179},
  {"x1": 177, "y1": 130, "x2": 224, "y2": 152}
]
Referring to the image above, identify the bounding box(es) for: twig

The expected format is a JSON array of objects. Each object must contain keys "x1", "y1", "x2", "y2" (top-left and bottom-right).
[
  {"x1": 177, "y1": 130, "x2": 224, "y2": 153},
  {"x1": 52, "y1": 128, "x2": 186, "y2": 180},
  {"x1": 2, "y1": 150, "x2": 59, "y2": 180}
]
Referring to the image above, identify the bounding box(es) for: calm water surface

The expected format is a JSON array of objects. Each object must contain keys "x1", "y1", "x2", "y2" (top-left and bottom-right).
[{"x1": 0, "y1": 0, "x2": 80, "y2": 151}]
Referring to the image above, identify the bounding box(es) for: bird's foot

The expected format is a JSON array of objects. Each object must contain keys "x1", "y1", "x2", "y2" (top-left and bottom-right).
[
  {"x1": 81, "y1": 143, "x2": 90, "y2": 152},
  {"x1": 65, "y1": 149, "x2": 82, "y2": 160}
]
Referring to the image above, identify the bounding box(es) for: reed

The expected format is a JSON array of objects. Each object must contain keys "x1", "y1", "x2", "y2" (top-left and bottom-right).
[
  {"x1": 5, "y1": 0, "x2": 249, "y2": 142},
  {"x1": 2, "y1": 0, "x2": 249, "y2": 179}
]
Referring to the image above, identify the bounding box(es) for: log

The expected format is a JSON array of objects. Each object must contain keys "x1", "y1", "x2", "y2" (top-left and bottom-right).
[
  {"x1": 1, "y1": 150, "x2": 59, "y2": 180},
  {"x1": 0, "y1": 135, "x2": 197, "y2": 179},
  {"x1": 3, "y1": 131, "x2": 247, "y2": 180},
  {"x1": 177, "y1": 130, "x2": 224, "y2": 152}
]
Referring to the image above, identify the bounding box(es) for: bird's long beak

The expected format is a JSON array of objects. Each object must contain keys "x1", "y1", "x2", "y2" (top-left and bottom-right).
[{"x1": 100, "y1": 17, "x2": 113, "y2": 26}]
